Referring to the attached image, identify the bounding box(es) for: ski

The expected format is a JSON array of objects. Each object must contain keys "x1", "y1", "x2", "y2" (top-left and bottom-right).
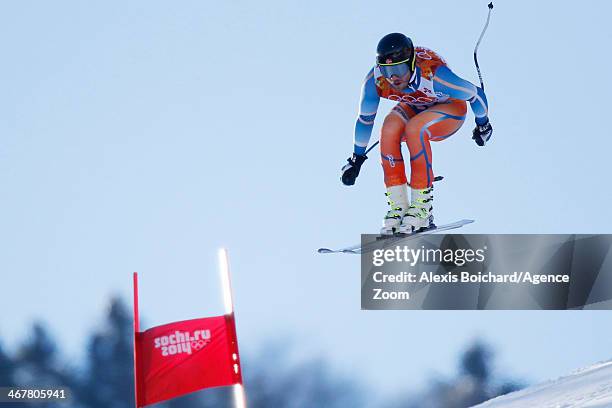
[{"x1": 317, "y1": 219, "x2": 474, "y2": 255}]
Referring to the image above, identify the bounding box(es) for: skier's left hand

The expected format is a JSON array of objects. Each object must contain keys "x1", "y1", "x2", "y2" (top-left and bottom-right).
[{"x1": 472, "y1": 120, "x2": 493, "y2": 146}]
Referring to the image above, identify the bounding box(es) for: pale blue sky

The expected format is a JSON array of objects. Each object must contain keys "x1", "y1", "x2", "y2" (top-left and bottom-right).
[{"x1": 1, "y1": 0, "x2": 611, "y2": 399}]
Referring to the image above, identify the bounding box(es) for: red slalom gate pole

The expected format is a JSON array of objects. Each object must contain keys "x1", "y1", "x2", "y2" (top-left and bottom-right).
[{"x1": 133, "y1": 272, "x2": 141, "y2": 408}]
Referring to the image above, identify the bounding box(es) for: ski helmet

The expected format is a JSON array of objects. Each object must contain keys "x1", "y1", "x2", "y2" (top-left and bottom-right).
[{"x1": 376, "y1": 33, "x2": 415, "y2": 79}]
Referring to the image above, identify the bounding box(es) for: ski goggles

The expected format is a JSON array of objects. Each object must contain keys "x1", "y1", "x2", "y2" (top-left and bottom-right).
[{"x1": 378, "y1": 58, "x2": 415, "y2": 79}]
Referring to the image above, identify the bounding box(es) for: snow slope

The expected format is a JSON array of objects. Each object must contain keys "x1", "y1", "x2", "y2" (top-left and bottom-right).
[{"x1": 474, "y1": 361, "x2": 612, "y2": 408}]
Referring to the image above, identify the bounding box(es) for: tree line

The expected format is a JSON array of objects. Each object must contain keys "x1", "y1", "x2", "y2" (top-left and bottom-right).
[{"x1": 0, "y1": 296, "x2": 524, "y2": 407}]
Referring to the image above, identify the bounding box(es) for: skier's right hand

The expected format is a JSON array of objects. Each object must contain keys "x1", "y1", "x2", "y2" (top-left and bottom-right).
[{"x1": 341, "y1": 153, "x2": 368, "y2": 186}]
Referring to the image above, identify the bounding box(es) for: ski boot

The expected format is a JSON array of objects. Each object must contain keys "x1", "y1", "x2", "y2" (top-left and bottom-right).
[
  {"x1": 399, "y1": 186, "x2": 434, "y2": 234},
  {"x1": 381, "y1": 184, "x2": 409, "y2": 235}
]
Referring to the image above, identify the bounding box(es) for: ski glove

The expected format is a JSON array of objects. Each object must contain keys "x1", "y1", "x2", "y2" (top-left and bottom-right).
[
  {"x1": 341, "y1": 153, "x2": 368, "y2": 186},
  {"x1": 472, "y1": 120, "x2": 493, "y2": 146}
]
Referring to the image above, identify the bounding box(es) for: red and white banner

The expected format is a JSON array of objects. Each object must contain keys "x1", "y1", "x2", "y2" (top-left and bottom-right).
[
  {"x1": 134, "y1": 315, "x2": 242, "y2": 407},
  {"x1": 132, "y1": 260, "x2": 244, "y2": 407}
]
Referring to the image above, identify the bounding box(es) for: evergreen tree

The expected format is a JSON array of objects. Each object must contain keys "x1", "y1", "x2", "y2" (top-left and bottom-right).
[
  {"x1": 389, "y1": 341, "x2": 525, "y2": 408},
  {"x1": 244, "y1": 346, "x2": 365, "y2": 408},
  {"x1": 78, "y1": 296, "x2": 135, "y2": 408},
  {"x1": 0, "y1": 337, "x2": 16, "y2": 385},
  {"x1": 13, "y1": 323, "x2": 75, "y2": 408}
]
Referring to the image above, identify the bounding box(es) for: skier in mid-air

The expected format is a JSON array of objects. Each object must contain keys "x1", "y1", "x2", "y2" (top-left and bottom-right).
[{"x1": 341, "y1": 33, "x2": 492, "y2": 235}]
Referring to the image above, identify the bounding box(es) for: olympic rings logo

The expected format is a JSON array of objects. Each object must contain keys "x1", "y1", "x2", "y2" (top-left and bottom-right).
[
  {"x1": 415, "y1": 47, "x2": 447, "y2": 64},
  {"x1": 191, "y1": 339, "x2": 209, "y2": 351},
  {"x1": 416, "y1": 49, "x2": 433, "y2": 60},
  {"x1": 388, "y1": 94, "x2": 436, "y2": 105}
]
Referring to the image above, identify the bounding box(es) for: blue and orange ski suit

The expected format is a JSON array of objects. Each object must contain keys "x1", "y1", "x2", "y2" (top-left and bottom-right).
[{"x1": 354, "y1": 47, "x2": 489, "y2": 189}]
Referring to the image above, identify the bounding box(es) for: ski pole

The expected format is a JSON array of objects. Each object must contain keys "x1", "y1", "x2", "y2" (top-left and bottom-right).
[
  {"x1": 474, "y1": 2, "x2": 494, "y2": 91},
  {"x1": 364, "y1": 140, "x2": 379, "y2": 155},
  {"x1": 366, "y1": 3, "x2": 493, "y2": 158}
]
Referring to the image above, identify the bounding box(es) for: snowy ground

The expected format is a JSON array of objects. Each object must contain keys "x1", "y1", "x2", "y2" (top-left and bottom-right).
[{"x1": 474, "y1": 361, "x2": 612, "y2": 408}]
